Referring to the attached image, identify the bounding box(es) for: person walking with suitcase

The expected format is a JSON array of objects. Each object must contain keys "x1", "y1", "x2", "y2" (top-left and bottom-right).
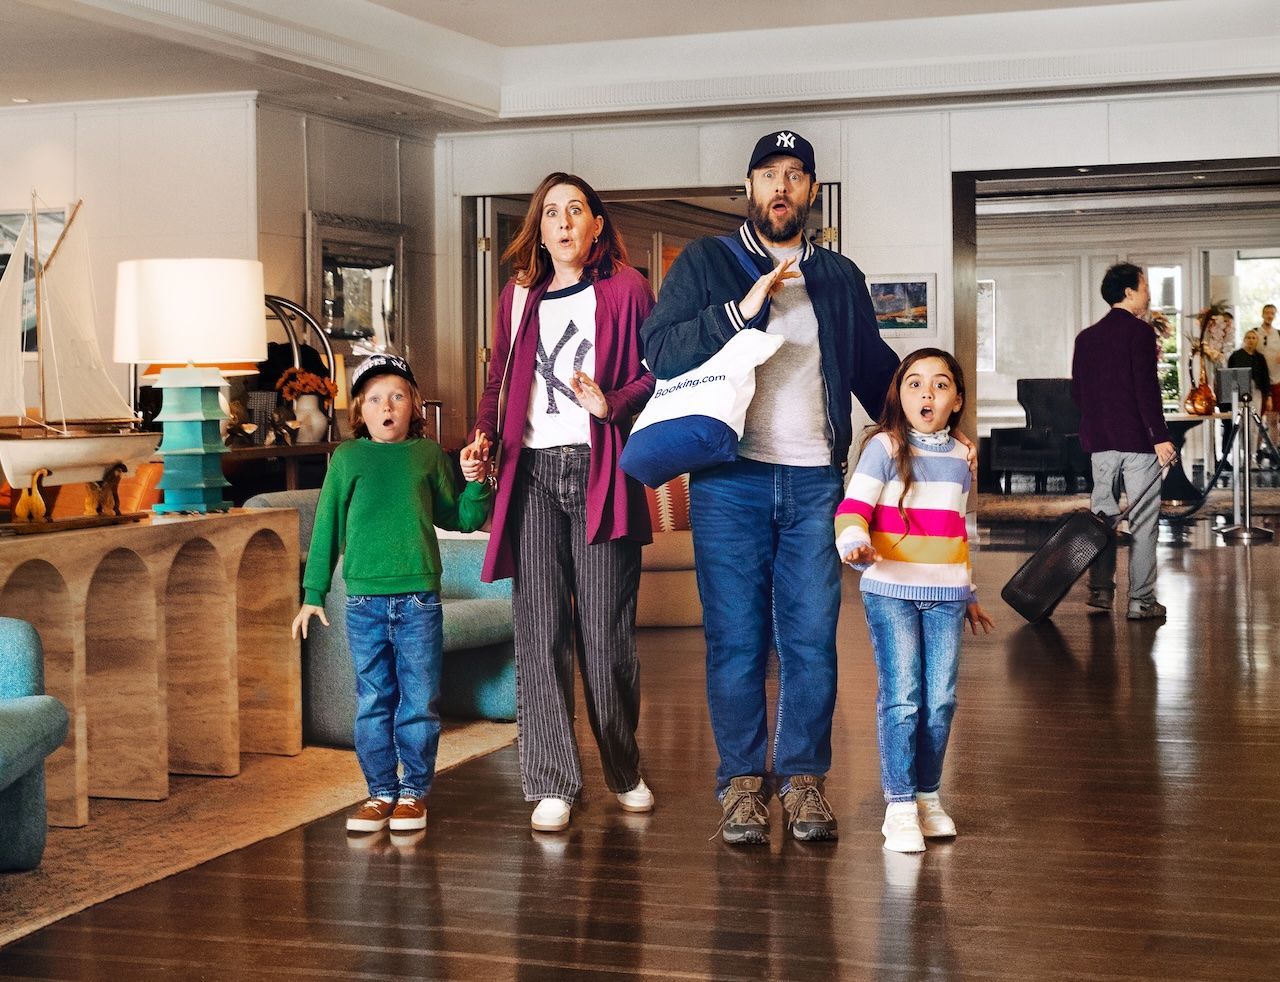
[
  {"x1": 835, "y1": 348, "x2": 994, "y2": 853},
  {"x1": 1071, "y1": 263, "x2": 1177, "y2": 621}
]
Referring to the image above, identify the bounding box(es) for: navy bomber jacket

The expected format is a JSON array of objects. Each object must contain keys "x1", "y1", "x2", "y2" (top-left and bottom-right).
[{"x1": 640, "y1": 221, "x2": 900, "y2": 471}]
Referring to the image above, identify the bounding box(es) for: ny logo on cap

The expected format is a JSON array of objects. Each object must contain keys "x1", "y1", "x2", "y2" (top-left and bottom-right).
[{"x1": 775, "y1": 132, "x2": 796, "y2": 149}]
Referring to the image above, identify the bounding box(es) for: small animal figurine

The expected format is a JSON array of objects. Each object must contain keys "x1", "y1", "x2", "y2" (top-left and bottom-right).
[
  {"x1": 14, "y1": 467, "x2": 51, "y2": 523},
  {"x1": 84, "y1": 462, "x2": 127, "y2": 516},
  {"x1": 224, "y1": 399, "x2": 259, "y2": 448},
  {"x1": 264, "y1": 408, "x2": 300, "y2": 448}
]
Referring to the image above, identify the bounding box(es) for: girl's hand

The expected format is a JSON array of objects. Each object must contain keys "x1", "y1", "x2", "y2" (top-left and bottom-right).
[
  {"x1": 739, "y1": 257, "x2": 800, "y2": 320},
  {"x1": 571, "y1": 371, "x2": 609, "y2": 420},
  {"x1": 841, "y1": 544, "x2": 880, "y2": 567},
  {"x1": 460, "y1": 430, "x2": 491, "y2": 482},
  {"x1": 292, "y1": 604, "x2": 329, "y2": 640},
  {"x1": 965, "y1": 602, "x2": 995, "y2": 635},
  {"x1": 953, "y1": 429, "x2": 978, "y2": 481}
]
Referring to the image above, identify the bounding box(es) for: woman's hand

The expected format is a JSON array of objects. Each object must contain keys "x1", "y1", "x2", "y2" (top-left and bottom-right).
[
  {"x1": 953, "y1": 429, "x2": 978, "y2": 481},
  {"x1": 965, "y1": 602, "x2": 995, "y2": 635},
  {"x1": 571, "y1": 371, "x2": 610, "y2": 420},
  {"x1": 292, "y1": 604, "x2": 329, "y2": 640},
  {"x1": 841, "y1": 543, "x2": 880, "y2": 567},
  {"x1": 739, "y1": 257, "x2": 800, "y2": 321},
  {"x1": 460, "y1": 430, "x2": 491, "y2": 482}
]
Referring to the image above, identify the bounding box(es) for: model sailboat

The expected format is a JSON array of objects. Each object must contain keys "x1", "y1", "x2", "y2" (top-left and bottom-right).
[{"x1": 0, "y1": 196, "x2": 160, "y2": 499}]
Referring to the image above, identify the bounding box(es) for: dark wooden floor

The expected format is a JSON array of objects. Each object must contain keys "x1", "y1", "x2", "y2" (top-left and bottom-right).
[{"x1": 3, "y1": 520, "x2": 1279, "y2": 981}]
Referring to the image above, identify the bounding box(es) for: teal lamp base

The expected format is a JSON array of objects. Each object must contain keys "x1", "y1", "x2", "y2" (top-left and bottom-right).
[{"x1": 153, "y1": 366, "x2": 231, "y2": 514}]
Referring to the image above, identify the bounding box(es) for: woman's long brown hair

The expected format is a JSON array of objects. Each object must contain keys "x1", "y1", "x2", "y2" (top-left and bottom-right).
[
  {"x1": 863, "y1": 347, "x2": 966, "y2": 536},
  {"x1": 502, "y1": 172, "x2": 630, "y2": 287}
]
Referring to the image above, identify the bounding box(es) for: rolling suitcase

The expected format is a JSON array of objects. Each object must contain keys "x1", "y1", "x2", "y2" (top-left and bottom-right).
[{"x1": 1000, "y1": 459, "x2": 1170, "y2": 622}]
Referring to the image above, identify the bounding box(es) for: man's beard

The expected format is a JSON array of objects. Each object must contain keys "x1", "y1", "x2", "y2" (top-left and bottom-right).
[{"x1": 747, "y1": 193, "x2": 811, "y2": 244}]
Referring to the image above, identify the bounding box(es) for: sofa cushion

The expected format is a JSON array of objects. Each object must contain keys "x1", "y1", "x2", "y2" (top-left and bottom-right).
[
  {"x1": 642, "y1": 529, "x2": 696, "y2": 570},
  {"x1": 442, "y1": 598, "x2": 515, "y2": 652},
  {"x1": 644, "y1": 474, "x2": 691, "y2": 532}
]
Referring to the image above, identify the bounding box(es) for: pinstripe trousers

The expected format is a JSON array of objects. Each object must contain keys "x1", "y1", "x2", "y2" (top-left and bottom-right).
[{"x1": 509, "y1": 444, "x2": 643, "y2": 803}]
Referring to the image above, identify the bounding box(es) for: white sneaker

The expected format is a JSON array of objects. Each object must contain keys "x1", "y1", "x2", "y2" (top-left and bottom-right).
[
  {"x1": 616, "y1": 778, "x2": 655, "y2": 813},
  {"x1": 882, "y1": 803, "x2": 926, "y2": 853},
  {"x1": 915, "y1": 794, "x2": 956, "y2": 838},
  {"x1": 531, "y1": 797, "x2": 571, "y2": 832}
]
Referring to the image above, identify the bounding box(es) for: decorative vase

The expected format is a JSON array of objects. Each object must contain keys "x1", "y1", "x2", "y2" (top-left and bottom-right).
[{"x1": 293, "y1": 394, "x2": 329, "y2": 444}]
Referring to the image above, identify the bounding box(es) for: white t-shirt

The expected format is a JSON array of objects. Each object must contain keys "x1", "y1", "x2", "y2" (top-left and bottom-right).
[
  {"x1": 524, "y1": 280, "x2": 598, "y2": 448},
  {"x1": 1257, "y1": 325, "x2": 1280, "y2": 387}
]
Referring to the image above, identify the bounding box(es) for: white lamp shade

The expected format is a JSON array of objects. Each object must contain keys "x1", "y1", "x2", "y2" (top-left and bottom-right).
[{"x1": 114, "y1": 258, "x2": 268, "y2": 364}]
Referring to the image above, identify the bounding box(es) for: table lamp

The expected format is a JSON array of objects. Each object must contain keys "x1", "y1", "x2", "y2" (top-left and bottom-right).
[{"x1": 114, "y1": 258, "x2": 267, "y2": 513}]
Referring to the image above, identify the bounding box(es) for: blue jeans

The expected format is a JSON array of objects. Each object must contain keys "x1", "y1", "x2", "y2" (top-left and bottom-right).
[
  {"x1": 344, "y1": 591, "x2": 443, "y2": 799},
  {"x1": 689, "y1": 457, "x2": 843, "y2": 797},
  {"x1": 863, "y1": 593, "x2": 966, "y2": 803}
]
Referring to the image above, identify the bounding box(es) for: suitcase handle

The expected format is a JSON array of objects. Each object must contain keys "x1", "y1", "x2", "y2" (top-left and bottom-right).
[{"x1": 1099, "y1": 453, "x2": 1178, "y2": 528}]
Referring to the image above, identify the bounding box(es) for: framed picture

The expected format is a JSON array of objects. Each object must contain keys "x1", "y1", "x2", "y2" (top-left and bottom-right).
[
  {"x1": 976, "y1": 278, "x2": 996, "y2": 372},
  {"x1": 867, "y1": 273, "x2": 936, "y2": 338}
]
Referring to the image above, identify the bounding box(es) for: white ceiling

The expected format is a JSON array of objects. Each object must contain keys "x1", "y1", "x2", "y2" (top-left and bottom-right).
[{"x1": 364, "y1": 0, "x2": 1159, "y2": 46}]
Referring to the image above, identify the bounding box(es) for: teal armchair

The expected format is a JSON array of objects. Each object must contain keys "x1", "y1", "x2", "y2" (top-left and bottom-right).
[{"x1": 0, "y1": 617, "x2": 70, "y2": 871}]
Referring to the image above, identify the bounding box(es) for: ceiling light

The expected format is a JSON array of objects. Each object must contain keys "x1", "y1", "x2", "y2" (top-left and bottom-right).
[
  {"x1": 1192, "y1": 174, "x2": 1206, "y2": 181},
  {"x1": 1076, "y1": 167, "x2": 1090, "y2": 173},
  {"x1": 391, "y1": 111, "x2": 407, "y2": 116},
  {"x1": 335, "y1": 95, "x2": 350, "y2": 101},
  {"x1": 11, "y1": 97, "x2": 30, "y2": 104}
]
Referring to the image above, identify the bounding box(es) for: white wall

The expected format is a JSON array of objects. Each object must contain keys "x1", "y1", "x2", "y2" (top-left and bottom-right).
[
  {"x1": 0, "y1": 93, "x2": 258, "y2": 402},
  {"x1": 434, "y1": 86, "x2": 1280, "y2": 446}
]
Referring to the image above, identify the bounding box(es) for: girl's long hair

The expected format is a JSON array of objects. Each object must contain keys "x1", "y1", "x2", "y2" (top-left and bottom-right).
[
  {"x1": 863, "y1": 347, "x2": 966, "y2": 535},
  {"x1": 349, "y1": 378, "x2": 427, "y2": 440},
  {"x1": 502, "y1": 172, "x2": 630, "y2": 288}
]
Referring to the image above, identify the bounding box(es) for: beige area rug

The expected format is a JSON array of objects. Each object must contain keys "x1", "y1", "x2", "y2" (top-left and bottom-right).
[
  {"x1": 975, "y1": 486, "x2": 1280, "y2": 522},
  {"x1": 0, "y1": 720, "x2": 516, "y2": 949}
]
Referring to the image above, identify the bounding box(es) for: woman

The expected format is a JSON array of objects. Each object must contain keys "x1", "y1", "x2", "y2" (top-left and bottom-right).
[{"x1": 460, "y1": 172, "x2": 656, "y2": 832}]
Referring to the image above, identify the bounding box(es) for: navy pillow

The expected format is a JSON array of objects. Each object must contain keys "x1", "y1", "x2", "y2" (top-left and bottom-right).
[{"x1": 621, "y1": 415, "x2": 738, "y2": 489}]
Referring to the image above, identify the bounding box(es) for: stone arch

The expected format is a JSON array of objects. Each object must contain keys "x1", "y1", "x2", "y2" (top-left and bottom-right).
[{"x1": 237, "y1": 528, "x2": 300, "y2": 755}]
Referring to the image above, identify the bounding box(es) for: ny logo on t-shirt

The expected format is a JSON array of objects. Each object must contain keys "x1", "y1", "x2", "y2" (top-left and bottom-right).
[{"x1": 535, "y1": 321, "x2": 593, "y2": 414}]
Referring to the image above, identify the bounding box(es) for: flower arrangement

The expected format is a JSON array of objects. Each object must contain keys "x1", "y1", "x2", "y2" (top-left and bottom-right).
[{"x1": 276, "y1": 367, "x2": 338, "y2": 404}]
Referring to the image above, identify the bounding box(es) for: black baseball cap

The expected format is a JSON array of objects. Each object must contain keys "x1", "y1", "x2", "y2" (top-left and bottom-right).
[
  {"x1": 747, "y1": 130, "x2": 816, "y2": 176},
  {"x1": 351, "y1": 353, "x2": 417, "y2": 397}
]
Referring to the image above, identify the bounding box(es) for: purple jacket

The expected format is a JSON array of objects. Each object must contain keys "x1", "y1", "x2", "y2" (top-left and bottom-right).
[
  {"x1": 1071, "y1": 307, "x2": 1171, "y2": 454},
  {"x1": 474, "y1": 266, "x2": 656, "y2": 582}
]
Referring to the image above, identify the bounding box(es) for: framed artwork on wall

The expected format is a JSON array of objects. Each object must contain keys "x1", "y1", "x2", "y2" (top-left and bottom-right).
[
  {"x1": 0, "y1": 207, "x2": 67, "y2": 357},
  {"x1": 867, "y1": 273, "x2": 936, "y2": 339},
  {"x1": 977, "y1": 278, "x2": 996, "y2": 372}
]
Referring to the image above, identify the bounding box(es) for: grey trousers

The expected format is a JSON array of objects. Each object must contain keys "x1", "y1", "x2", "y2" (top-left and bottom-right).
[
  {"x1": 1088, "y1": 450, "x2": 1162, "y2": 603},
  {"x1": 509, "y1": 445, "x2": 643, "y2": 803}
]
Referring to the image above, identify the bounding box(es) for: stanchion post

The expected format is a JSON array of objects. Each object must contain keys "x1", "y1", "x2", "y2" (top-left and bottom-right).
[{"x1": 1219, "y1": 388, "x2": 1273, "y2": 544}]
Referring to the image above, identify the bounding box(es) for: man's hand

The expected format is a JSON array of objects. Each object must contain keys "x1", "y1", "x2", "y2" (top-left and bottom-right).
[
  {"x1": 739, "y1": 257, "x2": 800, "y2": 321},
  {"x1": 460, "y1": 430, "x2": 491, "y2": 482},
  {"x1": 1154, "y1": 441, "x2": 1176, "y2": 468},
  {"x1": 841, "y1": 544, "x2": 880, "y2": 567}
]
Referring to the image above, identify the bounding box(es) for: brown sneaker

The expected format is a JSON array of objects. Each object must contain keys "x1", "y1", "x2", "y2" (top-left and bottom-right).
[
  {"x1": 780, "y1": 775, "x2": 838, "y2": 841},
  {"x1": 389, "y1": 795, "x2": 427, "y2": 831},
  {"x1": 347, "y1": 796, "x2": 395, "y2": 832},
  {"x1": 719, "y1": 776, "x2": 770, "y2": 845}
]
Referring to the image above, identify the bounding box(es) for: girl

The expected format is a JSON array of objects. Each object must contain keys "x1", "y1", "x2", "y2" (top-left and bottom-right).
[
  {"x1": 835, "y1": 348, "x2": 994, "y2": 853},
  {"x1": 293, "y1": 354, "x2": 492, "y2": 835}
]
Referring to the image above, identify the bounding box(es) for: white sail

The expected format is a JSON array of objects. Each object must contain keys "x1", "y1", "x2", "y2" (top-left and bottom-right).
[
  {"x1": 0, "y1": 218, "x2": 29, "y2": 418},
  {"x1": 40, "y1": 208, "x2": 134, "y2": 423}
]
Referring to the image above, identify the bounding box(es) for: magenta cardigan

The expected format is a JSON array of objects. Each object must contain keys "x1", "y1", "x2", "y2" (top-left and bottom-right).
[{"x1": 474, "y1": 266, "x2": 656, "y2": 582}]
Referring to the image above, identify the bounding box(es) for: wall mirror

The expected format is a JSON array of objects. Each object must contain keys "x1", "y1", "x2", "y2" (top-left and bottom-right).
[{"x1": 306, "y1": 211, "x2": 406, "y2": 350}]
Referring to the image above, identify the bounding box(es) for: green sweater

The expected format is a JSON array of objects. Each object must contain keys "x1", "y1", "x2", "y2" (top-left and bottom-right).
[{"x1": 302, "y1": 438, "x2": 492, "y2": 605}]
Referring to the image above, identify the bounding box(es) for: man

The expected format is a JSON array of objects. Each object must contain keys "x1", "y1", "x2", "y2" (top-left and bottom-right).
[
  {"x1": 1255, "y1": 304, "x2": 1279, "y2": 443},
  {"x1": 1222, "y1": 328, "x2": 1271, "y2": 452},
  {"x1": 640, "y1": 130, "x2": 899, "y2": 844},
  {"x1": 1071, "y1": 263, "x2": 1177, "y2": 622}
]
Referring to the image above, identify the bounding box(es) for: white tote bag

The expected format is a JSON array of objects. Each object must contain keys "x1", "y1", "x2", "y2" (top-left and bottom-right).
[{"x1": 620, "y1": 329, "x2": 784, "y2": 488}]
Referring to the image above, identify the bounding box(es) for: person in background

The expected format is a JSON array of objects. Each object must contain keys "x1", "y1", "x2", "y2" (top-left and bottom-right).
[
  {"x1": 1072, "y1": 263, "x2": 1176, "y2": 622},
  {"x1": 1254, "y1": 304, "x2": 1279, "y2": 444},
  {"x1": 459, "y1": 172, "x2": 656, "y2": 834},
  {"x1": 293, "y1": 354, "x2": 493, "y2": 835},
  {"x1": 1222, "y1": 328, "x2": 1271, "y2": 459}
]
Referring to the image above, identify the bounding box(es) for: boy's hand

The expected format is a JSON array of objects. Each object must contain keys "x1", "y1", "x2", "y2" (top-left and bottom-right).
[
  {"x1": 841, "y1": 544, "x2": 880, "y2": 567},
  {"x1": 292, "y1": 604, "x2": 329, "y2": 640},
  {"x1": 965, "y1": 602, "x2": 995, "y2": 635}
]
